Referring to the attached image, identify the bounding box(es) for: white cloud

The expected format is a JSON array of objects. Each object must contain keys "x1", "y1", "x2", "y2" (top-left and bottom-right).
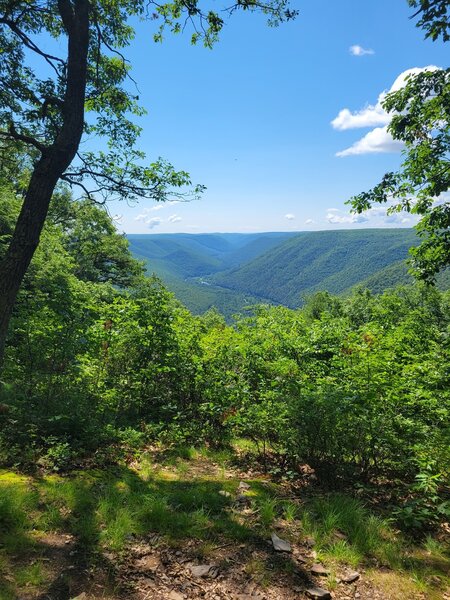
[
  {"x1": 349, "y1": 44, "x2": 374, "y2": 57},
  {"x1": 326, "y1": 211, "x2": 368, "y2": 224},
  {"x1": 336, "y1": 125, "x2": 403, "y2": 157},
  {"x1": 331, "y1": 103, "x2": 390, "y2": 131},
  {"x1": 325, "y1": 205, "x2": 418, "y2": 227},
  {"x1": 150, "y1": 204, "x2": 165, "y2": 211},
  {"x1": 168, "y1": 214, "x2": 182, "y2": 223},
  {"x1": 146, "y1": 217, "x2": 162, "y2": 229},
  {"x1": 333, "y1": 66, "x2": 439, "y2": 156},
  {"x1": 305, "y1": 219, "x2": 315, "y2": 224},
  {"x1": 285, "y1": 213, "x2": 295, "y2": 220}
]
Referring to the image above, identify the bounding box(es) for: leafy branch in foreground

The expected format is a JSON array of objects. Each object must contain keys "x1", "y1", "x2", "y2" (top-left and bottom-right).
[
  {"x1": 349, "y1": 68, "x2": 450, "y2": 283},
  {"x1": 408, "y1": 0, "x2": 450, "y2": 41}
]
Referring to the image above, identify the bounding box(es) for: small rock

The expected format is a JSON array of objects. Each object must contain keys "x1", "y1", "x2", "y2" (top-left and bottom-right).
[
  {"x1": 190, "y1": 564, "x2": 219, "y2": 578},
  {"x1": 271, "y1": 533, "x2": 291, "y2": 552},
  {"x1": 238, "y1": 481, "x2": 251, "y2": 491},
  {"x1": 306, "y1": 587, "x2": 331, "y2": 599},
  {"x1": 294, "y1": 553, "x2": 308, "y2": 564},
  {"x1": 219, "y1": 490, "x2": 232, "y2": 498},
  {"x1": 71, "y1": 594, "x2": 87, "y2": 600},
  {"x1": 310, "y1": 563, "x2": 329, "y2": 576},
  {"x1": 236, "y1": 493, "x2": 251, "y2": 506},
  {"x1": 304, "y1": 536, "x2": 316, "y2": 548},
  {"x1": 168, "y1": 592, "x2": 184, "y2": 600},
  {"x1": 340, "y1": 570, "x2": 360, "y2": 584}
]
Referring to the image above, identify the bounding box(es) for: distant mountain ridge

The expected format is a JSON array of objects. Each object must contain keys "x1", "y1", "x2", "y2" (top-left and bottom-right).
[{"x1": 127, "y1": 229, "x2": 448, "y2": 317}]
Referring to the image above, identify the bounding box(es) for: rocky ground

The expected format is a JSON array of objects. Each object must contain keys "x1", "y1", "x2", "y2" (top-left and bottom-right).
[{"x1": 3, "y1": 452, "x2": 449, "y2": 600}]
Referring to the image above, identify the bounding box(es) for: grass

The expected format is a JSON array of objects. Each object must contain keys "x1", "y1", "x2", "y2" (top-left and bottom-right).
[
  {"x1": 0, "y1": 447, "x2": 449, "y2": 599},
  {"x1": 257, "y1": 497, "x2": 278, "y2": 528},
  {"x1": 15, "y1": 562, "x2": 47, "y2": 587},
  {"x1": 299, "y1": 493, "x2": 400, "y2": 565}
]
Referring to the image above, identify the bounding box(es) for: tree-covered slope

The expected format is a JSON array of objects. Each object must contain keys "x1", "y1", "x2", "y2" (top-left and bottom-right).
[
  {"x1": 127, "y1": 232, "x2": 298, "y2": 278},
  {"x1": 127, "y1": 233, "x2": 296, "y2": 315},
  {"x1": 211, "y1": 229, "x2": 420, "y2": 307},
  {"x1": 128, "y1": 229, "x2": 449, "y2": 315}
]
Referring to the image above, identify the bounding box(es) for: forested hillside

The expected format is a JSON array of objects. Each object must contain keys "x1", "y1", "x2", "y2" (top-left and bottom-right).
[
  {"x1": 127, "y1": 233, "x2": 297, "y2": 315},
  {"x1": 127, "y1": 229, "x2": 449, "y2": 315},
  {"x1": 211, "y1": 229, "x2": 422, "y2": 305}
]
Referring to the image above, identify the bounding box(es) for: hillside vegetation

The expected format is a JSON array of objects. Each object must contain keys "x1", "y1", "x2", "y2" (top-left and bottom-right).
[
  {"x1": 128, "y1": 232, "x2": 297, "y2": 316},
  {"x1": 211, "y1": 229, "x2": 421, "y2": 306},
  {"x1": 128, "y1": 229, "x2": 450, "y2": 316}
]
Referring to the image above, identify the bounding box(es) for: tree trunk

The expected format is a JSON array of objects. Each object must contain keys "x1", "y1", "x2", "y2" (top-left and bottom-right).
[{"x1": 0, "y1": 0, "x2": 89, "y2": 367}]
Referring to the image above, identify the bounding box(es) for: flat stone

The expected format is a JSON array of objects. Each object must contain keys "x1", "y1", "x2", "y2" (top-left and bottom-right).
[
  {"x1": 71, "y1": 595, "x2": 88, "y2": 600},
  {"x1": 238, "y1": 481, "x2": 251, "y2": 491},
  {"x1": 340, "y1": 570, "x2": 360, "y2": 584},
  {"x1": 306, "y1": 587, "x2": 331, "y2": 599},
  {"x1": 271, "y1": 533, "x2": 291, "y2": 552},
  {"x1": 311, "y1": 563, "x2": 329, "y2": 576},
  {"x1": 294, "y1": 553, "x2": 308, "y2": 564},
  {"x1": 168, "y1": 592, "x2": 184, "y2": 600},
  {"x1": 190, "y1": 564, "x2": 219, "y2": 578}
]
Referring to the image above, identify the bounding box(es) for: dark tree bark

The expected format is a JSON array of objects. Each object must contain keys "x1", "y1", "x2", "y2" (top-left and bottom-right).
[{"x1": 0, "y1": 0, "x2": 90, "y2": 366}]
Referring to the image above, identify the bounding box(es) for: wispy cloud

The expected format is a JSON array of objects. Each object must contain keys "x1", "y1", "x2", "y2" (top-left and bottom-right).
[
  {"x1": 147, "y1": 217, "x2": 162, "y2": 229},
  {"x1": 168, "y1": 214, "x2": 182, "y2": 223},
  {"x1": 349, "y1": 44, "x2": 374, "y2": 57},
  {"x1": 326, "y1": 210, "x2": 368, "y2": 224},
  {"x1": 333, "y1": 66, "x2": 439, "y2": 156},
  {"x1": 325, "y1": 206, "x2": 418, "y2": 226},
  {"x1": 305, "y1": 218, "x2": 315, "y2": 224}
]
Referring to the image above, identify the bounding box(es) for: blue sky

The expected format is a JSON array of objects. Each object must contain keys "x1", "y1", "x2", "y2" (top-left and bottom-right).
[{"x1": 109, "y1": 0, "x2": 448, "y2": 234}]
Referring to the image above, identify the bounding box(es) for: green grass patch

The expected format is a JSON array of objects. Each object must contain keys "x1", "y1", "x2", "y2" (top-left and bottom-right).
[
  {"x1": 14, "y1": 562, "x2": 47, "y2": 587},
  {"x1": 0, "y1": 452, "x2": 448, "y2": 600}
]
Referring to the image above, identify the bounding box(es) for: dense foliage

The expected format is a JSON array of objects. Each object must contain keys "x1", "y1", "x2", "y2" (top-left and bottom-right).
[{"x1": 1, "y1": 194, "x2": 449, "y2": 532}]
